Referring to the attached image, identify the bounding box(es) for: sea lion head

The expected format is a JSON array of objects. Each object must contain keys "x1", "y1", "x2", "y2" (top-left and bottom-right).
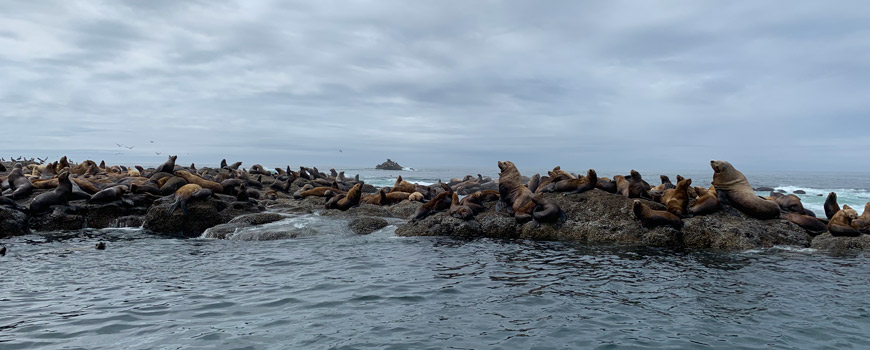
[
  {"x1": 842, "y1": 205, "x2": 859, "y2": 220},
  {"x1": 710, "y1": 160, "x2": 730, "y2": 173},
  {"x1": 629, "y1": 170, "x2": 642, "y2": 180},
  {"x1": 497, "y1": 161, "x2": 513, "y2": 172},
  {"x1": 95, "y1": 242, "x2": 106, "y2": 250},
  {"x1": 632, "y1": 200, "x2": 644, "y2": 216}
]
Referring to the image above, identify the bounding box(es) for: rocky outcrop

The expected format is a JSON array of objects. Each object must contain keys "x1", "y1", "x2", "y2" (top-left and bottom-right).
[
  {"x1": 201, "y1": 213, "x2": 287, "y2": 239},
  {"x1": 0, "y1": 206, "x2": 29, "y2": 238},
  {"x1": 348, "y1": 217, "x2": 389, "y2": 234},
  {"x1": 142, "y1": 194, "x2": 264, "y2": 237},
  {"x1": 810, "y1": 233, "x2": 870, "y2": 252},
  {"x1": 396, "y1": 190, "x2": 812, "y2": 250},
  {"x1": 375, "y1": 159, "x2": 403, "y2": 170}
]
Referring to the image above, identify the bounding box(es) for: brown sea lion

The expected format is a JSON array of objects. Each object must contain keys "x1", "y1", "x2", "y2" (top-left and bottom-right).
[
  {"x1": 689, "y1": 186, "x2": 720, "y2": 216},
  {"x1": 628, "y1": 170, "x2": 651, "y2": 200},
  {"x1": 29, "y1": 171, "x2": 73, "y2": 214},
  {"x1": 325, "y1": 182, "x2": 362, "y2": 211},
  {"x1": 614, "y1": 175, "x2": 630, "y2": 197},
  {"x1": 828, "y1": 204, "x2": 860, "y2": 237},
  {"x1": 168, "y1": 184, "x2": 212, "y2": 215},
  {"x1": 770, "y1": 193, "x2": 806, "y2": 215},
  {"x1": 497, "y1": 161, "x2": 536, "y2": 223},
  {"x1": 652, "y1": 175, "x2": 675, "y2": 192},
  {"x1": 526, "y1": 174, "x2": 541, "y2": 193},
  {"x1": 264, "y1": 190, "x2": 278, "y2": 200},
  {"x1": 449, "y1": 193, "x2": 474, "y2": 220},
  {"x1": 95, "y1": 242, "x2": 106, "y2": 250},
  {"x1": 532, "y1": 195, "x2": 566, "y2": 223},
  {"x1": 31, "y1": 178, "x2": 59, "y2": 190},
  {"x1": 6, "y1": 165, "x2": 33, "y2": 199},
  {"x1": 548, "y1": 166, "x2": 575, "y2": 182},
  {"x1": 663, "y1": 178, "x2": 691, "y2": 217},
  {"x1": 236, "y1": 182, "x2": 249, "y2": 202},
  {"x1": 57, "y1": 156, "x2": 70, "y2": 172},
  {"x1": 785, "y1": 213, "x2": 828, "y2": 236},
  {"x1": 412, "y1": 188, "x2": 453, "y2": 220},
  {"x1": 824, "y1": 192, "x2": 840, "y2": 220},
  {"x1": 710, "y1": 160, "x2": 780, "y2": 220},
  {"x1": 127, "y1": 168, "x2": 141, "y2": 177},
  {"x1": 160, "y1": 176, "x2": 188, "y2": 195},
  {"x1": 295, "y1": 183, "x2": 342, "y2": 199},
  {"x1": 88, "y1": 185, "x2": 129, "y2": 204},
  {"x1": 633, "y1": 200, "x2": 682, "y2": 229},
  {"x1": 175, "y1": 170, "x2": 223, "y2": 193},
  {"x1": 850, "y1": 202, "x2": 870, "y2": 233},
  {"x1": 380, "y1": 190, "x2": 411, "y2": 205},
  {"x1": 250, "y1": 164, "x2": 270, "y2": 175},
  {"x1": 220, "y1": 179, "x2": 244, "y2": 195},
  {"x1": 155, "y1": 155, "x2": 177, "y2": 174},
  {"x1": 131, "y1": 183, "x2": 161, "y2": 195},
  {"x1": 71, "y1": 178, "x2": 99, "y2": 194},
  {"x1": 392, "y1": 176, "x2": 417, "y2": 194},
  {"x1": 547, "y1": 169, "x2": 597, "y2": 193}
]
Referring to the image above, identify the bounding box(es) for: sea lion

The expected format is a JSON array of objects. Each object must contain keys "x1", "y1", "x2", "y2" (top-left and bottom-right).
[
  {"x1": 785, "y1": 213, "x2": 828, "y2": 236},
  {"x1": 614, "y1": 175, "x2": 630, "y2": 197},
  {"x1": 770, "y1": 193, "x2": 806, "y2": 215},
  {"x1": 5, "y1": 164, "x2": 33, "y2": 199},
  {"x1": 497, "y1": 161, "x2": 536, "y2": 223},
  {"x1": 532, "y1": 195, "x2": 566, "y2": 223},
  {"x1": 408, "y1": 192, "x2": 424, "y2": 202},
  {"x1": 155, "y1": 155, "x2": 177, "y2": 174},
  {"x1": 595, "y1": 177, "x2": 617, "y2": 194},
  {"x1": 824, "y1": 192, "x2": 840, "y2": 220},
  {"x1": 392, "y1": 176, "x2": 417, "y2": 194},
  {"x1": 220, "y1": 179, "x2": 244, "y2": 195},
  {"x1": 264, "y1": 190, "x2": 278, "y2": 200},
  {"x1": 828, "y1": 204, "x2": 860, "y2": 237},
  {"x1": 412, "y1": 186, "x2": 453, "y2": 220},
  {"x1": 57, "y1": 156, "x2": 70, "y2": 172},
  {"x1": 662, "y1": 178, "x2": 691, "y2": 217},
  {"x1": 633, "y1": 200, "x2": 682, "y2": 229},
  {"x1": 236, "y1": 182, "x2": 249, "y2": 202},
  {"x1": 175, "y1": 170, "x2": 223, "y2": 193},
  {"x1": 628, "y1": 170, "x2": 651, "y2": 200},
  {"x1": 29, "y1": 171, "x2": 73, "y2": 214},
  {"x1": 548, "y1": 166, "x2": 575, "y2": 182},
  {"x1": 689, "y1": 186, "x2": 720, "y2": 216},
  {"x1": 325, "y1": 182, "x2": 362, "y2": 211},
  {"x1": 449, "y1": 193, "x2": 474, "y2": 220},
  {"x1": 526, "y1": 174, "x2": 541, "y2": 193},
  {"x1": 380, "y1": 190, "x2": 412, "y2": 205},
  {"x1": 850, "y1": 202, "x2": 870, "y2": 233},
  {"x1": 168, "y1": 184, "x2": 212, "y2": 215},
  {"x1": 95, "y1": 242, "x2": 106, "y2": 250},
  {"x1": 131, "y1": 183, "x2": 161, "y2": 195},
  {"x1": 88, "y1": 185, "x2": 129, "y2": 204},
  {"x1": 0, "y1": 246, "x2": 5, "y2": 256},
  {"x1": 652, "y1": 175, "x2": 675, "y2": 192},
  {"x1": 250, "y1": 164, "x2": 270, "y2": 175},
  {"x1": 159, "y1": 176, "x2": 188, "y2": 195},
  {"x1": 547, "y1": 169, "x2": 597, "y2": 193},
  {"x1": 295, "y1": 182, "x2": 342, "y2": 199},
  {"x1": 710, "y1": 160, "x2": 780, "y2": 220},
  {"x1": 0, "y1": 195, "x2": 24, "y2": 211},
  {"x1": 71, "y1": 178, "x2": 100, "y2": 194}
]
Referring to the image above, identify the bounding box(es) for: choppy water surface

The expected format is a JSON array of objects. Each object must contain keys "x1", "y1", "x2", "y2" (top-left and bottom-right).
[{"x1": 2, "y1": 227, "x2": 869, "y2": 349}]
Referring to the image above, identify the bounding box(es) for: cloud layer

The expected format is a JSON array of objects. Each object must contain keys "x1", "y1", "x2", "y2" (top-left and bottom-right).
[{"x1": 2, "y1": 1, "x2": 869, "y2": 171}]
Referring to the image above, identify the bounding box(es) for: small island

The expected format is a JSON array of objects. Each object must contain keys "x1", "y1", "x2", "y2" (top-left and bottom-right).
[{"x1": 375, "y1": 159, "x2": 403, "y2": 170}]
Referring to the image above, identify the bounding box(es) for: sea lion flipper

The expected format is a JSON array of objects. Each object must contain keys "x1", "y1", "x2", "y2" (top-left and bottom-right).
[{"x1": 168, "y1": 200, "x2": 180, "y2": 216}]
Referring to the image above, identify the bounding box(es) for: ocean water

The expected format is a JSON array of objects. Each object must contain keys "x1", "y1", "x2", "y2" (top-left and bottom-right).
[{"x1": 2, "y1": 168, "x2": 870, "y2": 349}]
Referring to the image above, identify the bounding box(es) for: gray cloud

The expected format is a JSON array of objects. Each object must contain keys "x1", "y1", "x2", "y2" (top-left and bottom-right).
[{"x1": 1, "y1": 0, "x2": 869, "y2": 171}]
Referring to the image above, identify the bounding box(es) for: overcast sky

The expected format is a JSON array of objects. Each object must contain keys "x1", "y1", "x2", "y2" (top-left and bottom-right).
[{"x1": 1, "y1": 1, "x2": 869, "y2": 171}]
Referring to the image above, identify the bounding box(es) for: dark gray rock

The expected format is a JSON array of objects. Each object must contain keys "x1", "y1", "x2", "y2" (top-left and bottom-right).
[
  {"x1": 143, "y1": 194, "x2": 264, "y2": 237},
  {"x1": 0, "y1": 206, "x2": 29, "y2": 237},
  {"x1": 754, "y1": 186, "x2": 775, "y2": 192},
  {"x1": 793, "y1": 190, "x2": 806, "y2": 194},
  {"x1": 348, "y1": 217, "x2": 389, "y2": 235},
  {"x1": 810, "y1": 232, "x2": 870, "y2": 251},
  {"x1": 375, "y1": 159, "x2": 403, "y2": 170}
]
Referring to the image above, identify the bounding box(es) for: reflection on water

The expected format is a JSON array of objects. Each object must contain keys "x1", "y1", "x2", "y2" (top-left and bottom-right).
[{"x1": 1, "y1": 228, "x2": 869, "y2": 349}]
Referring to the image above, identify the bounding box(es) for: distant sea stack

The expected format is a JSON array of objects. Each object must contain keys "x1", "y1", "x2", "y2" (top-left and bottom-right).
[{"x1": 375, "y1": 159, "x2": 403, "y2": 170}]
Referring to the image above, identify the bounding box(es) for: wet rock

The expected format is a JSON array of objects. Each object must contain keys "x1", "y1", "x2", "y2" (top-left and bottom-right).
[
  {"x1": 201, "y1": 212, "x2": 286, "y2": 239},
  {"x1": 28, "y1": 205, "x2": 87, "y2": 232},
  {"x1": 375, "y1": 158, "x2": 403, "y2": 170},
  {"x1": 0, "y1": 206, "x2": 29, "y2": 237},
  {"x1": 348, "y1": 217, "x2": 389, "y2": 234},
  {"x1": 754, "y1": 186, "x2": 775, "y2": 192},
  {"x1": 793, "y1": 190, "x2": 806, "y2": 194},
  {"x1": 395, "y1": 190, "x2": 811, "y2": 250},
  {"x1": 142, "y1": 194, "x2": 264, "y2": 237},
  {"x1": 810, "y1": 233, "x2": 870, "y2": 251}
]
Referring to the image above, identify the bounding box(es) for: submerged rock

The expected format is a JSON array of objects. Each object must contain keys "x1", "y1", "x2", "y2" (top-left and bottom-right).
[
  {"x1": 348, "y1": 217, "x2": 389, "y2": 235},
  {"x1": 201, "y1": 212, "x2": 287, "y2": 239}
]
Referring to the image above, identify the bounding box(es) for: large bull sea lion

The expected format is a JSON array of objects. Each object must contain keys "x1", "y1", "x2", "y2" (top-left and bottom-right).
[{"x1": 710, "y1": 160, "x2": 779, "y2": 220}]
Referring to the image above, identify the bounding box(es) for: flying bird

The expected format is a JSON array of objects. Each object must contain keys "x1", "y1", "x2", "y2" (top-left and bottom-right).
[
  {"x1": 155, "y1": 152, "x2": 162, "y2": 155},
  {"x1": 116, "y1": 143, "x2": 123, "y2": 147},
  {"x1": 126, "y1": 145, "x2": 134, "y2": 149},
  {"x1": 149, "y1": 141, "x2": 154, "y2": 143},
  {"x1": 339, "y1": 149, "x2": 343, "y2": 153}
]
